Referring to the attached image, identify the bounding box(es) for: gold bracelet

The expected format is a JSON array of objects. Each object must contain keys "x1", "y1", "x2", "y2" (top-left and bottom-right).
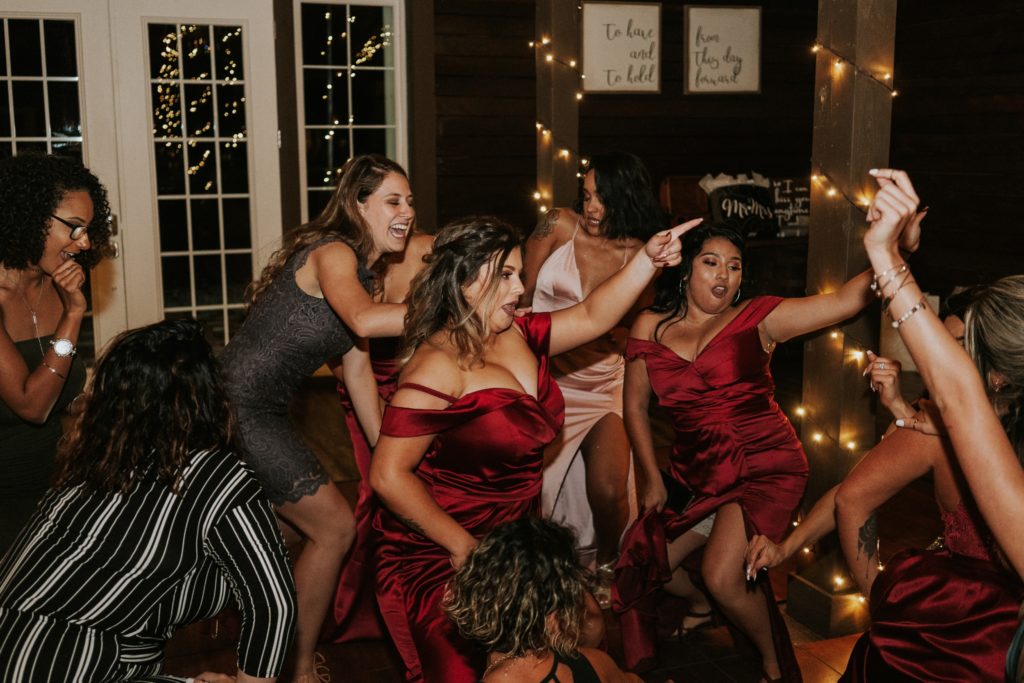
[
  {"x1": 872, "y1": 262, "x2": 908, "y2": 297},
  {"x1": 41, "y1": 361, "x2": 67, "y2": 380},
  {"x1": 891, "y1": 297, "x2": 928, "y2": 329}
]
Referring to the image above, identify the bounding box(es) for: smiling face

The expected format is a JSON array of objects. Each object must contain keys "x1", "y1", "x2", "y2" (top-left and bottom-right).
[
  {"x1": 39, "y1": 189, "x2": 93, "y2": 274},
  {"x1": 359, "y1": 171, "x2": 415, "y2": 262},
  {"x1": 685, "y1": 236, "x2": 743, "y2": 315},
  {"x1": 463, "y1": 248, "x2": 525, "y2": 334},
  {"x1": 581, "y1": 169, "x2": 606, "y2": 234}
]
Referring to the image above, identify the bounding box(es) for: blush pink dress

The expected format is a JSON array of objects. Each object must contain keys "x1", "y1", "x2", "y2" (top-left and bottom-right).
[{"x1": 531, "y1": 222, "x2": 637, "y2": 557}]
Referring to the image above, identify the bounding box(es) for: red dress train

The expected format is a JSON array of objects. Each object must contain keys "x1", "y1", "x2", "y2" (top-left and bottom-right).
[
  {"x1": 840, "y1": 499, "x2": 1023, "y2": 682},
  {"x1": 373, "y1": 314, "x2": 565, "y2": 682},
  {"x1": 615, "y1": 296, "x2": 807, "y2": 680}
]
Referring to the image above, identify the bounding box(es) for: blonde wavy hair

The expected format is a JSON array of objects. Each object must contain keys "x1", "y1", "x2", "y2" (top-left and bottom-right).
[
  {"x1": 443, "y1": 518, "x2": 588, "y2": 658},
  {"x1": 247, "y1": 154, "x2": 409, "y2": 305},
  {"x1": 400, "y1": 216, "x2": 521, "y2": 368}
]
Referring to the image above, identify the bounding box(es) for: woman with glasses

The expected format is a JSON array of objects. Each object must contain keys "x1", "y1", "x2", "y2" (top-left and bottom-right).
[{"x1": 0, "y1": 153, "x2": 112, "y2": 555}]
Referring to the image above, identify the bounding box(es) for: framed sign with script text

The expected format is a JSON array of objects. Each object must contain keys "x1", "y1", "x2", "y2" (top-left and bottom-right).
[
  {"x1": 684, "y1": 5, "x2": 761, "y2": 94},
  {"x1": 582, "y1": 2, "x2": 661, "y2": 93}
]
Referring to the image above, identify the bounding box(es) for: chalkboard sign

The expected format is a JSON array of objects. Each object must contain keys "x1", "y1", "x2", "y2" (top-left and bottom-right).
[
  {"x1": 582, "y1": 2, "x2": 661, "y2": 93},
  {"x1": 684, "y1": 5, "x2": 761, "y2": 94},
  {"x1": 771, "y1": 178, "x2": 811, "y2": 234}
]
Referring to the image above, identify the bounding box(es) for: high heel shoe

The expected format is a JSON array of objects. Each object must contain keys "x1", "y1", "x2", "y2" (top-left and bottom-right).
[{"x1": 670, "y1": 607, "x2": 715, "y2": 640}]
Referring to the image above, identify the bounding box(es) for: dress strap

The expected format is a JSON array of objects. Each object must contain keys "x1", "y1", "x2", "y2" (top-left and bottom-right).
[
  {"x1": 538, "y1": 651, "x2": 563, "y2": 683},
  {"x1": 395, "y1": 382, "x2": 458, "y2": 403}
]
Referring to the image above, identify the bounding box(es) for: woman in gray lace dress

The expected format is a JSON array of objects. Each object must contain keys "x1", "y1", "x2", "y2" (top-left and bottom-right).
[{"x1": 221, "y1": 154, "x2": 415, "y2": 682}]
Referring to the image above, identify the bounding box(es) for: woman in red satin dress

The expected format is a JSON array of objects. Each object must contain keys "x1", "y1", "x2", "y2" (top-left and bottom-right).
[
  {"x1": 324, "y1": 232, "x2": 434, "y2": 643},
  {"x1": 620, "y1": 221, "x2": 920, "y2": 681},
  {"x1": 369, "y1": 215, "x2": 699, "y2": 682}
]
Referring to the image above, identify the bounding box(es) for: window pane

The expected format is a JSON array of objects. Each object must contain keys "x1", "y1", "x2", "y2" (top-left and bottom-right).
[
  {"x1": 51, "y1": 140, "x2": 82, "y2": 160},
  {"x1": 0, "y1": 86, "x2": 9, "y2": 137},
  {"x1": 225, "y1": 253, "x2": 252, "y2": 303},
  {"x1": 308, "y1": 189, "x2": 331, "y2": 219},
  {"x1": 352, "y1": 127, "x2": 391, "y2": 157},
  {"x1": 158, "y1": 199, "x2": 189, "y2": 252},
  {"x1": 12, "y1": 82, "x2": 46, "y2": 136},
  {"x1": 149, "y1": 24, "x2": 180, "y2": 80},
  {"x1": 350, "y1": 5, "x2": 393, "y2": 68},
  {"x1": 351, "y1": 69, "x2": 391, "y2": 125},
  {"x1": 304, "y1": 68, "x2": 349, "y2": 126},
  {"x1": 305, "y1": 129, "x2": 350, "y2": 188},
  {"x1": 0, "y1": 144, "x2": 11, "y2": 161},
  {"x1": 219, "y1": 141, "x2": 248, "y2": 193},
  {"x1": 153, "y1": 83, "x2": 183, "y2": 138},
  {"x1": 301, "y1": 3, "x2": 347, "y2": 66},
  {"x1": 154, "y1": 142, "x2": 186, "y2": 195},
  {"x1": 214, "y1": 26, "x2": 244, "y2": 80},
  {"x1": 184, "y1": 83, "x2": 214, "y2": 137},
  {"x1": 161, "y1": 255, "x2": 192, "y2": 307},
  {"x1": 9, "y1": 19, "x2": 42, "y2": 76},
  {"x1": 186, "y1": 141, "x2": 217, "y2": 193},
  {"x1": 43, "y1": 20, "x2": 77, "y2": 77},
  {"x1": 48, "y1": 82, "x2": 81, "y2": 138},
  {"x1": 217, "y1": 84, "x2": 247, "y2": 138},
  {"x1": 191, "y1": 198, "x2": 220, "y2": 249},
  {"x1": 196, "y1": 309, "x2": 226, "y2": 352},
  {"x1": 222, "y1": 198, "x2": 251, "y2": 249},
  {"x1": 194, "y1": 254, "x2": 223, "y2": 305},
  {"x1": 16, "y1": 141, "x2": 47, "y2": 154},
  {"x1": 0, "y1": 22, "x2": 7, "y2": 76},
  {"x1": 181, "y1": 24, "x2": 212, "y2": 80}
]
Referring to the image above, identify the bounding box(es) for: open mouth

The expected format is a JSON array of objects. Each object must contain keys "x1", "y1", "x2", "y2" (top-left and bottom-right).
[
  {"x1": 501, "y1": 303, "x2": 516, "y2": 316},
  {"x1": 61, "y1": 251, "x2": 78, "y2": 262},
  {"x1": 711, "y1": 285, "x2": 728, "y2": 297},
  {"x1": 388, "y1": 223, "x2": 410, "y2": 240}
]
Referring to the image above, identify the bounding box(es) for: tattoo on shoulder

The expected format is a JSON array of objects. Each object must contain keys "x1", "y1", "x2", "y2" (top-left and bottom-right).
[
  {"x1": 531, "y1": 208, "x2": 560, "y2": 240},
  {"x1": 856, "y1": 513, "x2": 879, "y2": 573}
]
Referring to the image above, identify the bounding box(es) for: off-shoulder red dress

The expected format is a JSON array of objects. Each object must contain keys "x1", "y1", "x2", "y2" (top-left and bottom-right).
[
  {"x1": 841, "y1": 498, "x2": 1023, "y2": 682},
  {"x1": 373, "y1": 314, "x2": 565, "y2": 682},
  {"x1": 615, "y1": 296, "x2": 807, "y2": 679}
]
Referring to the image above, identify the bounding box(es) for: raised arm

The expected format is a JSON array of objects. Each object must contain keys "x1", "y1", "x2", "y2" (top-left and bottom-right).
[
  {"x1": 548, "y1": 219, "x2": 702, "y2": 356},
  {"x1": 623, "y1": 314, "x2": 664, "y2": 513},
  {"x1": 520, "y1": 208, "x2": 573, "y2": 307},
  {"x1": 309, "y1": 242, "x2": 406, "y2": 338},
  {"x1": 368, "y1": 354, "x2": 479, "y2": 568},
  {"x1": 330, "y1": 341, "x2": 383, "y2": 446},
  {"x1": 862, "y1": 168, "x2": 1024, "y2": 577}
]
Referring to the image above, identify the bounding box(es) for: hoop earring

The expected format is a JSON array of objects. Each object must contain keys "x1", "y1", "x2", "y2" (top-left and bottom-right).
[{"x1": 734, "y1": 287, "x2": 742, "y2": 304}]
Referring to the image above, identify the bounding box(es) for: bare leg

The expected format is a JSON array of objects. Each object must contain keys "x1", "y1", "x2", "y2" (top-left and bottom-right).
[
  {"x1": 580, "y1": 413, "x2": 632, "y2": 566},
  {"x1": 701, "y1": 503, "x2": 779, "y2": 680},
  {"x1": 664, "y1": 529, "x2": 713, "y2": 629},
  {"x1": 276, "y1": 482, "x2": 356, "y2": 681}
]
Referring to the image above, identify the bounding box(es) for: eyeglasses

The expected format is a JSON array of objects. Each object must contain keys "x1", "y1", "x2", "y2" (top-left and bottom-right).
[{"x1": 50, "y1": 214, "x2": 89, "y2": 241}]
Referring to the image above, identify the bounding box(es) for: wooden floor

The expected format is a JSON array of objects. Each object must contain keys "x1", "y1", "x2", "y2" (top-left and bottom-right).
[{"x1": 163, "y1": 359, "x2": 943, "y2": 682}]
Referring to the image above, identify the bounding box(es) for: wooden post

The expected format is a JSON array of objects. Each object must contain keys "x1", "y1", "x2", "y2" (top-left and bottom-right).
[
  {"x1": 786, "y1": 0, "x2": 897, "y2": 638},
  {"x1": 535, "y1": 0, "x2": 580, "y2": 213}
]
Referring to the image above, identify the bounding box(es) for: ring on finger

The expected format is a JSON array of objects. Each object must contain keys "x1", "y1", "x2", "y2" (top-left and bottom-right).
[{"x1": 878, "y1": 362, "x2": 886, "y2": 370}]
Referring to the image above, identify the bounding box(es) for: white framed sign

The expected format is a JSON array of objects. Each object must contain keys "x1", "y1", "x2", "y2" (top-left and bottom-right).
[
  {"x1": 582, "y1": 2, "x2": 661, "y2": 93},
  {"x1": 684, "y1": 5, "x2": 761, "y2": 94}
]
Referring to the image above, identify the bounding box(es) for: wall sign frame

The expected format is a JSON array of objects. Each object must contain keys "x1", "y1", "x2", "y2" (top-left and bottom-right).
[
  {"x1": 582, "y1": 2, "x2": 661, "y2": 94},
  {"x1": 684, "y1": 5, "x2": 761, "y2": 94}
]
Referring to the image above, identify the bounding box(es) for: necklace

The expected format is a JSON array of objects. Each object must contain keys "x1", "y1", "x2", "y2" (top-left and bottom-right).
[{"x1": 16, "y1": 280, "x2": 47, "y2": 357}]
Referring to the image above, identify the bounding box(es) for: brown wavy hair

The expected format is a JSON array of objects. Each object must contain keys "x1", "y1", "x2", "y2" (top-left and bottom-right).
[
  {"x1": 400, "y1": 216, "x2": 521, "y2": 368},
  {"x1": 443, "y1": 517, "x2": 588, "y2": 658},
  {"x1": 54, "y1": 318, "x2": 237, "y2": 494},
  {"x1": 247, "y1": 154, "x2": 409, "y2": 305}
]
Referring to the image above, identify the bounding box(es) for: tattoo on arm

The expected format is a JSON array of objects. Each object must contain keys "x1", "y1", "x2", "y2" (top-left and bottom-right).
[
  {"x1": 531, "y1": 208, "x2": 560, "y2": 240},
  {"x1": 398, "y1": 514, "x2": 427, "y2": 537},
  {"x1": 856, "y1": 513, "x2": 879, "y2": 575}
]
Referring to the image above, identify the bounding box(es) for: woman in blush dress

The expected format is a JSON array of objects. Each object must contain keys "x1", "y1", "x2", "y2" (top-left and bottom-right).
[
  {"x1": 619, "y1": 217, "x2": 921, "y2": 681},
  {"x1": 523, "y1": 152, "x2": 665, "y2": 587},
  {"x1": 370, "y1": 214, "x2": 698, "y2": 682}
]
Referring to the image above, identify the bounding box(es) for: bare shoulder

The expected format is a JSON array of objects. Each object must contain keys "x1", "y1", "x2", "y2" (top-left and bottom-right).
[
  {"x1": 579, "y1": 647, "x2": 642, "y2": 683},
  {"x1": 630, "y1": 309, "x2": 659, "y2": 340},
  {"x1": 530, "y1": 207, "x2": 578, "y2": 243},
  {"x1": 392, "y1": 343, "x2": 463, "y2": 408},
  {"x1": 308, "y1": 239, "x2": 357, "y2": 267},
  {"x1": 406, "y1": 232, "x2": 434, "y2": 259}
]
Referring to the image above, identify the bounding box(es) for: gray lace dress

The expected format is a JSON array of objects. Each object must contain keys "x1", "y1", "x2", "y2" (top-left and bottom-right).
[{"x1": 221, "y1": 237, "x2": 374, "y2": 504}]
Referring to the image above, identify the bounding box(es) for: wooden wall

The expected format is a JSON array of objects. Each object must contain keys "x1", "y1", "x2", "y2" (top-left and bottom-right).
[
  {"x1": 432, "y1": 0, "x2": 537, "y2": 232},
  {"x1": 889, "y1": 1, "x2": 1024, "y2": 292}
]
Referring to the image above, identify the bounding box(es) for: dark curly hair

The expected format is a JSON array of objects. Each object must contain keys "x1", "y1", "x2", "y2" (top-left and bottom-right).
[
  {"x1": 443, "y1": 517, "x2": 589, "y2": 658},
  {"x1": 400, "y1": 215, "x2": 522, "y2": 368},
  {"x1": 649, "y1": 223, "x2": 745, "y2": 341},
  {"x1": 0, "y1": 153, "x2": 112, "y2": 269},
  {"x1": 54, "y1": 318, "x2": 237, "y2": 495},
  {"x1": 574, "y1": 151, "x2": 666, "y2": 241}
]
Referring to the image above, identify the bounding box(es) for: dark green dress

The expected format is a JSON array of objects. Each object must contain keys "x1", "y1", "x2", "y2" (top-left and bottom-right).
[{"x1": 0, "y1": 337, "x2": 85, "y2": 555}]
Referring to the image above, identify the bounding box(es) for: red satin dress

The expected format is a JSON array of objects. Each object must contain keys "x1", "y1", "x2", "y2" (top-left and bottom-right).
[
  {"x1": 841, "y1": 498, "x2": 1024, "y2": 682},
  {"x1": 615, "y1": 296, "x2": 808, "y2": 680},
  {"x1": 323, "y1": 337, "x2": 401, "y2": 643},
  {"x1": 373, "y1": 314, "x2": 564, "y2": 683}
]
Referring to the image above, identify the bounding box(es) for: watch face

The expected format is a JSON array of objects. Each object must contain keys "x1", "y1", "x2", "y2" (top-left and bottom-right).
[{"x1": 53, "y1": 338, "x2": 74, "y2": 356}]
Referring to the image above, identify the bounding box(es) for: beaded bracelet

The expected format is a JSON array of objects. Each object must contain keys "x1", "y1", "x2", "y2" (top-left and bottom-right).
[
  {"x1": 871, "y1": 262, "x2": 909, "y2": 297},
  {"x1": 891, "y1": 297, "x2": 928, "y2": 329},
  {"x1": 41, "y1": 360, "x2": 67, "y2": 380}
]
